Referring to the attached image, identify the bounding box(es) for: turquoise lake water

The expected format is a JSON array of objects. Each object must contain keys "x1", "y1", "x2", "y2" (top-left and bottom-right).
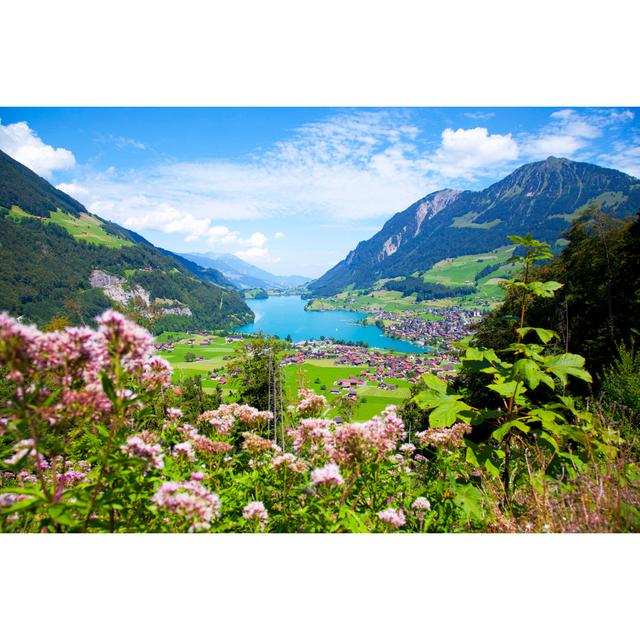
[{"x1": 235, "y1": 295, "x2": 425, "y2": 353}]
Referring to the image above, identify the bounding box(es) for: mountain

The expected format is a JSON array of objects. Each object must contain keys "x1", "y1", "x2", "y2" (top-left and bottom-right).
[
  {"x1": 0, "y1": 149, "x2": 253, "y2": 331},
  {"x1": 181, "y1": 251, "x2": 310, "y2": 290},
  {"x1": 308, "y1": 157, "x2": 640, "y2": 296}
]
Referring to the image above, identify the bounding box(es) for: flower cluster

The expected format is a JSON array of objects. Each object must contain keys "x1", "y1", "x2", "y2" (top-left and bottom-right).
[
  {"x1": 198, "y1": 404, "x2": 273, "y2": 436},
  {"x1": 242, "y1": 431, "x2": 277, "y2": 455},
  {"x1": 296, "y1": 388, "x2": 327, "y2": 417},
  {"x1": 121, "y1": 431, "x2": 165, "y2": 469},
  {"x1": 272, "y1": 453, "x2": 308, "y2": 474},
  {"x1": 378, "y1": 508, "x2": 406, "y2": 529},
  {"x1": 310, "y1": 462, "x2": 345, "y2": 487},
  {"x1": 411, "y1": 497, "x2": 431, "y2": 511},
  {"x1": 243, "y1": 501, "x2": 269, "y2": 530},
  {"x1": 0, "y1": 310, "x2": 172, "y2": 429},
  {"x1": 331, "y1": 406, "x2": 406, "y2": 465},
  {"x1": 288, "y1": 418, "x2": 335, "y2": 459},
  {"x1": 152, "y1": 480, "x2": 221, "y2": 531},
  {"x1": 416, "y1": 423, "x2": 472, "y2": 450}
]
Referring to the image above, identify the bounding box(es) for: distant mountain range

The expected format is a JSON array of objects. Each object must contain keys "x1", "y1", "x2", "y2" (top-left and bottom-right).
[
  {"x1": 309, "y1": 157, "x2": 640, "y2": 296},
  {"x1": 0, "y1": 149, "x2": 253, "y2": 331},
  {"x1": 181, "y1": 251, "x2": 310, "y2": 291}
]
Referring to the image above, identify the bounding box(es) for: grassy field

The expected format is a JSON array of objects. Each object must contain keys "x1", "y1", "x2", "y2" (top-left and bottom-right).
[
  {"x1": 9, "y1": 206, "x2": 133, "y2": 248},
  {"x1": 157, "y1": 333, "x2": 410, "y2": 421},
  {"x1": 307, "y1": 247, "x2": 516, "y2": 314},
  {"x1": 421, "y1": 245, "x2": 514, "y2": 286}
]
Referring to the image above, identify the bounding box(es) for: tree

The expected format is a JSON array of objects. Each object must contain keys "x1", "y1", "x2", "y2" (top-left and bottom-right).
[{"x1": 232, "y1": 333, "x2": 285, "y2": 412}]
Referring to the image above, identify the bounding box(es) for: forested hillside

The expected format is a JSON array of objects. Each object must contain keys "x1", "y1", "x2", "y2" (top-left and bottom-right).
[{"x1": 0, "y1": 151, "x2": 253, "y2": 331}]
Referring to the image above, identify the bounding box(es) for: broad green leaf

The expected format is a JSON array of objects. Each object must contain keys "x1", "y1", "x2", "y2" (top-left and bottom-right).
[
  {"x1": 484, "y1": 458, "x2": 500, "y2": 478},
  {"x1": 429, "y1": 398, "x2": 471, "y2": 428},
  {"x1": 512, "y1": 359, "x2": 547, "y2": 390},
  {"x1": 544, "y1": 353, "x2": 593, "y2": 385},
  {"x1": 516, "y1": 326, "x2": 559, "y2": 345},
  {"x1": 491, "y1": 422, "x2": 512, "y2": 442},
  {"x1": 487, "y1": 380, "x2": 520, "y2": 398},
  {"x1": 421, "y1": 373, "x2": 448, "y2": 395},
  {"x1": 528, "y1": 280, "x2": 563, "y2": 298},
  {"x1": 465, "y1": 445, "x2": 479, "y2": 467},
  {"x1": 536, "y1": 430, "x2": 560, "y2": 453}
]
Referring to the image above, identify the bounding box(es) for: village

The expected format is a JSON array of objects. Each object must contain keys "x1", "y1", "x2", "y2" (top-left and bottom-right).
[
  {"x1": 373, "y1": 306, "x2": 485, "y2": 349},
  {"x1": 157, "y1": 331, "x2": 461, "y2": 406}
]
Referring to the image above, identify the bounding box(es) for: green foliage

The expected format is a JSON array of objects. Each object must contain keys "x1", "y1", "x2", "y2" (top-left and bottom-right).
[
  {"x1": 384, "y1": 276, "x2": 475, "y2": 301},
  {"x1": 600, "y1": 340, "x2": 640, "y2": 420},
  {"x1": 473, "y1": 211, "x2": 640, "y2": 379},
  {"x1": 232, "y1": 334, "x2": 286, "y2": 412},
  {"x1": 0, "y1": 209, "x2": 252, "y2": 330},
  {"x1": 0, "y1": 149, "x2": 87, "y2": 218},
  {"x1": 412, "y1": 233, "x2": 604, "y2": 502}
]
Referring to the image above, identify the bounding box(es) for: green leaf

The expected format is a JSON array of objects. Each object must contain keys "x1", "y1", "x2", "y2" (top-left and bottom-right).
[
  {"x1": 0, "y1": 496, "x2": 41, "y2": 514},
  {"x1": 528, "y1": 280, "x2": 563, "y2": 298},
  {"x1": 429, "y1": 398, "x2": 470, "y2": 428},
  {"x1": 421, "y1": 373, "x2": 448, "y2": 395},
  {"x1": 544, "y1": 353, "x2": 593, "y2": 385},
  {"x1": 491, "y1": 423, "x2": 512, "y2": 443},
  {"x1": 536, "y1": 430, "x2": 560, "y2": 453},
  {"x1": 465, "y1": 445, "x2": 479, "y2": 467},
  {"x1": 511, "y1": 358, "x2": 555, "y2": 391},
  {"x1": 484, "y1": 458, "x2": 500, "y2": 478},
  {"x1": 516, "y1": 326, "x2": 559, "y2": 345},
  {"x1": 100, "y1": 371, "x2": 117, "y2": 403},
  {"x1": 487, "y1": 380, "x2": 520, "y2": 398}
]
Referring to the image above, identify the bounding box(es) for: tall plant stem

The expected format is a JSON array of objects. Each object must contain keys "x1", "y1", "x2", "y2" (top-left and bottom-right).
[{"x1": 82, "y1": 415, "x2": 118, "y2": 532}]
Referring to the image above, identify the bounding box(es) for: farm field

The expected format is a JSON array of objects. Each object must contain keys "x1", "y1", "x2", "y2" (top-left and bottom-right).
[
  {"x1": 157, "y1": 333, "x2": 411, "y2": 421},
  {"x1": 9, "y1": 206, "x2": 133, "y2": 248},
  {"x1": 420, "y1": 245, "x2": 514, "y2": 286},
  {"x1": 305, "y1": 247, "x2": 515, "y2": 315}
]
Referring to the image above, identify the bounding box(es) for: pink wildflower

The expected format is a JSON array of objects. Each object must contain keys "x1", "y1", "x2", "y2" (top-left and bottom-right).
[
  {"x1": 121, "y1": 431, "x2": 165, "y2": 469},
  {"x1": 378, "y1": 508, "x2": 406, "y2": 529},
  {"x1": 272, "y1": 453, "x2": 308, "y2": 473},
  {"x1": 412, "y1": 497, "x2": 432, "y2": 511},
  {"x1": 416, "y1": 423, "x2": 471, "y2": 449},
  {"x1": 296, "y1": 388, "x2": 327, "y2": 417},
  {"x1": 152, "y1": 480, "x2": 221, "y2": 531},
  {"x1": 173, "y1": 440, "x2": 196, "y2": 462},
  {"x1": 242, "y1": 431, "x2": 276, "y2": 455},
  {"x1": 243, "y1": 501, "x2": 269, "y2": 530},
  {"x1": 310, "y1": 462, "x2": 344, "y2": 487}
]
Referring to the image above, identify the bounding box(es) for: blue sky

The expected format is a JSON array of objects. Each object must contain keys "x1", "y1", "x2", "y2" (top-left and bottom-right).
[{"x1": 1, "y1": 107, "x2": 638, "y2": 277}]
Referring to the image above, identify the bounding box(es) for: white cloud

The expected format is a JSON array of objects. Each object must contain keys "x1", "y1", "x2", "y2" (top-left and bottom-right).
[
  {"x1": 426, "y1": 127, "x2": 519, "y2": 179},
  {"x1": 60, "y1": 111, "x2": 442, "y2": 237},
  {"x1": 464, "y1": 111, "x2": 496, "y2": 120},
  {"x1": 274, "y1": 231, "x2": 285, "y2": 239},
  {"x1": 0, "y1": 119, "x2": 76, "y2": 178},
  {"x1": 55, "y1": 182, "x2": 89, "y2": 198},
  {"x1": 597, "y1": 141, "x2": 640, "y2": 178},
  {"x1": 523, "y1": 108, "x2": 635, "y2": 159}
]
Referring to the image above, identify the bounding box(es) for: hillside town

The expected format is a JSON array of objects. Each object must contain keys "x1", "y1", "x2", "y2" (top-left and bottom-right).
[{"x1": 375, "y1": 306, "x2": 484, "y2": 349}]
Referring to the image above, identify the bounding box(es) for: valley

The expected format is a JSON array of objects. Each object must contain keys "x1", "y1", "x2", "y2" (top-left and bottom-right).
[{"x1": 157, "y1": 331, "x2": 458, "y2": 421}]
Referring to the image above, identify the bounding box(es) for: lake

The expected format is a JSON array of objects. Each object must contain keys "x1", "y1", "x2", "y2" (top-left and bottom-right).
[{"x1": 235, "y1": 295, "x2": 426, "y2": 353}]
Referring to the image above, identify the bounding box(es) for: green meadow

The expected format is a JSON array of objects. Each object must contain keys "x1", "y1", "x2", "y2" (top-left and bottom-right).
[
  {"x1": 9, "y1": 206, "x2": 133, "y2": 248},
  {"x1": 157, "y1": 333, "x2": 411, "y2": 421}
]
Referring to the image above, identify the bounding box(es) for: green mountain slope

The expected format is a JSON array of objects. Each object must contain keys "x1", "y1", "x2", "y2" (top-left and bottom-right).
[
  {"x1": 309, "y1": 157, "x2": 640, "y2": 296},
  {"x1": 0, "y1": 150, "x2": 253, "y2": 331}
]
